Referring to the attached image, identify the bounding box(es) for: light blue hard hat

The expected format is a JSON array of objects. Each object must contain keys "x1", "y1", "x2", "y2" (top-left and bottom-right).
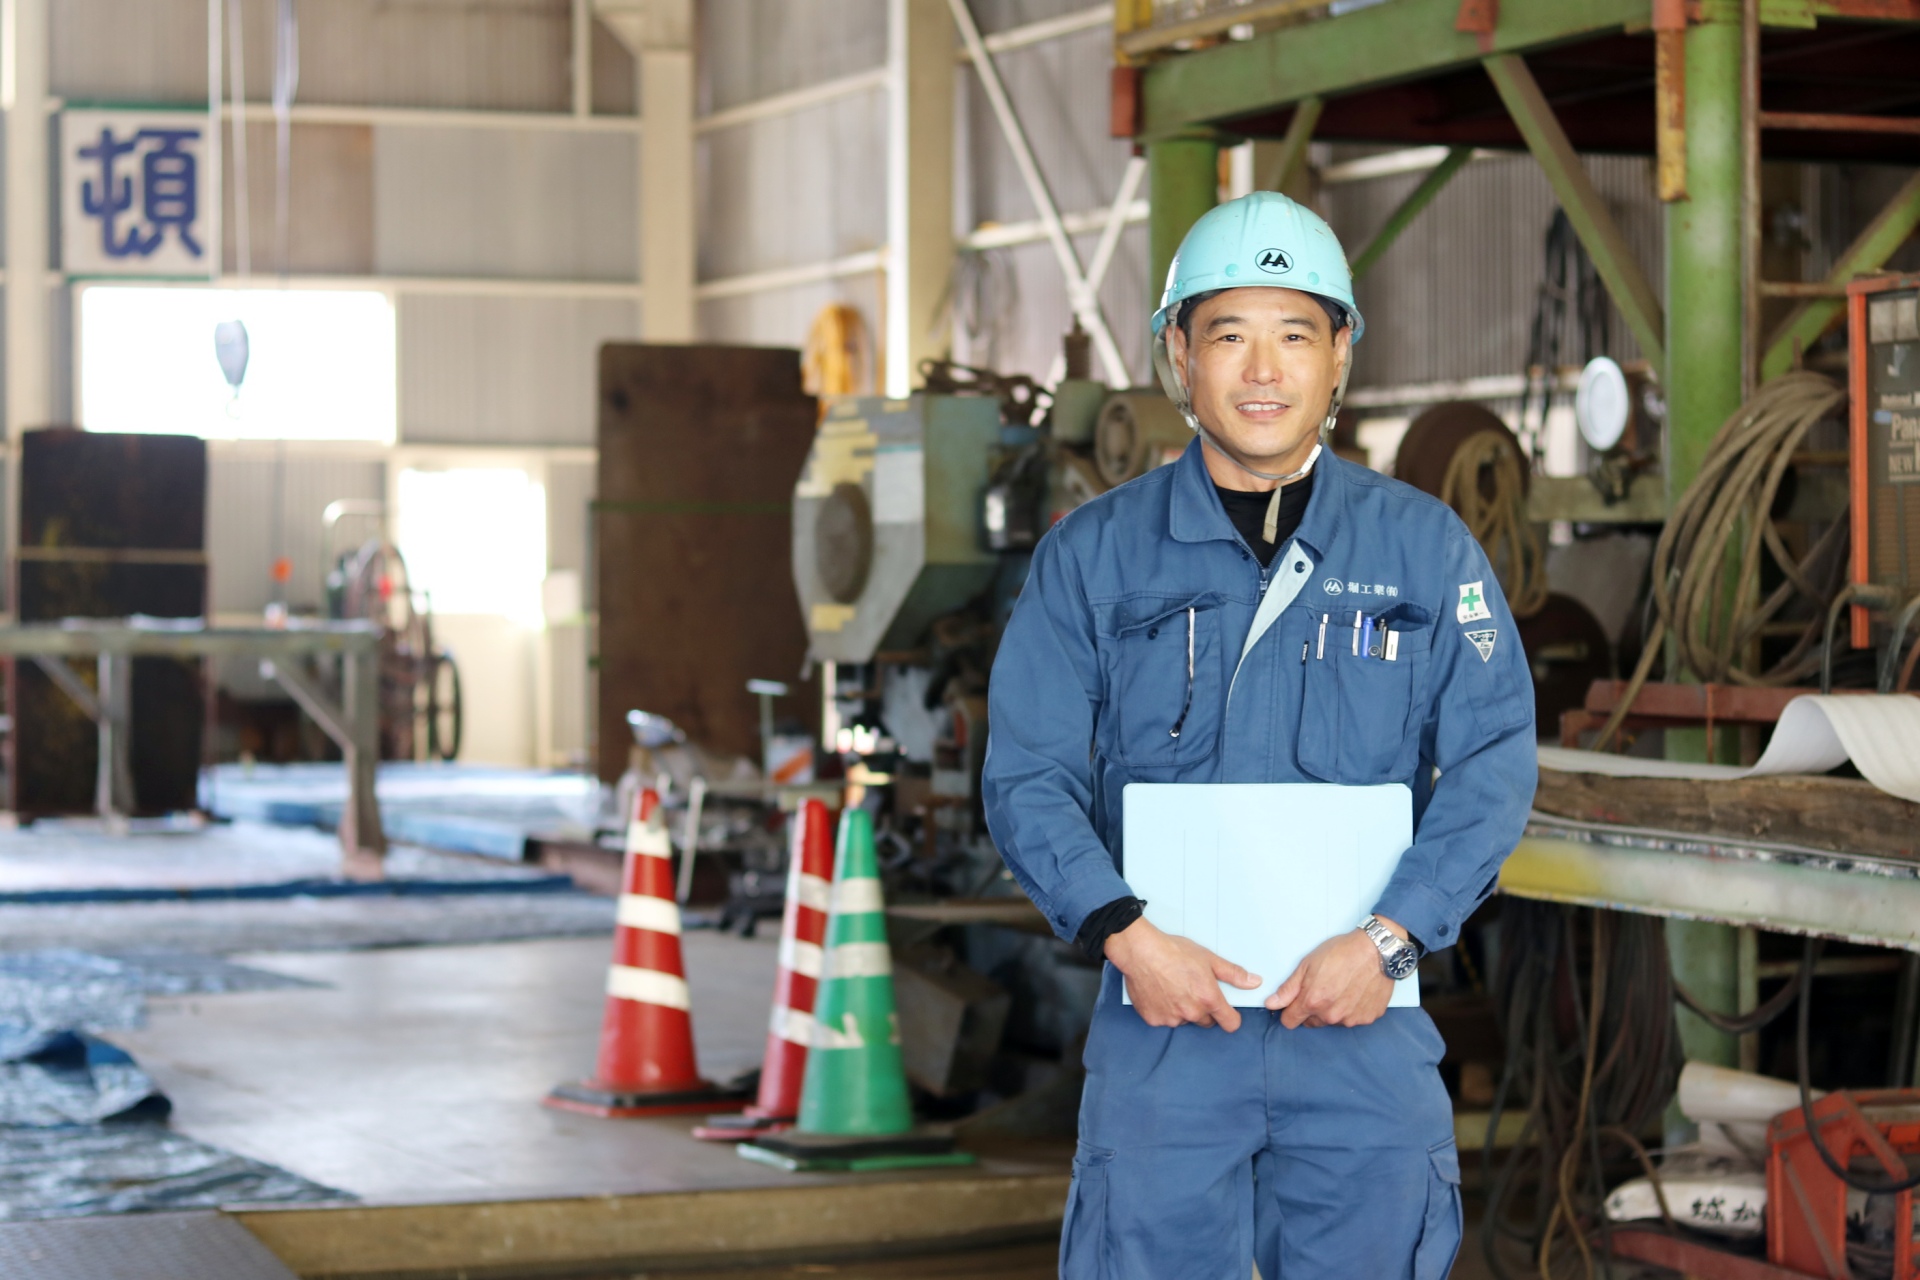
[{"x1": 1150, "y1": 191, "x2": 1364, "y2": 343}]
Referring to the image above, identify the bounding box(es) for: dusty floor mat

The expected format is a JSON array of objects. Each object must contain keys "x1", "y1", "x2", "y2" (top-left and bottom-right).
[
  {"x1": 0, "y1": 1124, "x2": 348, "y2": 1220},
  {"x1": 0, "y1": 891, "x2": 615, "y2": 955}
]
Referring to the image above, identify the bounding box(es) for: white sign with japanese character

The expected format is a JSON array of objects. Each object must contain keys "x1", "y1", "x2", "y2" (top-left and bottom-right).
[{"x1": 62, "y1": 110, "x2": 212, "y2": 277}]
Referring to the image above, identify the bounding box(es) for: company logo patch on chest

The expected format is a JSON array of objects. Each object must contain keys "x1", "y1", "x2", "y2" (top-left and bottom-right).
[
  {"x1": 1465, "y1": 629, "x2": 1498, "y2": 662},
  {"x1": 1457, "y1": 581, "x2": 1492, "y2": 623}
]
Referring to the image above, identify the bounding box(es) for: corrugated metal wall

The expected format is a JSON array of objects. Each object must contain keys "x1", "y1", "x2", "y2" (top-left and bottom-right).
[
  {"x1": 398, "y1": 294, "x2": 637, "y2": 446},
  {"x1": 205, "y1": 446, "x2": 386, "y2": 617},
  {"x1": 373, "y1": 125, "x2": 639, "y2": 281},
  {"x1": 1324, "y1": 151, "x2": 1665, "y2": 390},
  {"x1": 955, "y1": 15, "x2": 1149, "y2": 380},
  {"x1": 55, "y1": 0, "x2": 575, "y2": 111},
  {"x1": 699, "y1": 0, "x2": 888, "y2": 113}
]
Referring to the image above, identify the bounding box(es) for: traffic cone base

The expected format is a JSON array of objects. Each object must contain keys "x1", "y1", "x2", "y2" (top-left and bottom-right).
[
  {"x1": 740, "y1": 1127, "x2": 971, "y2": 1170},
  {"x1": 546, "y1": 1077, "x2": 746, "y2": 1119},
  {"x1": 690, "y1": 1112, "x2": 792, "y2": 1141}
]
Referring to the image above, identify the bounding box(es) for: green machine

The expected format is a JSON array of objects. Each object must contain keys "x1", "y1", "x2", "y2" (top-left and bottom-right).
[{"x1": 792, "y1": 395, "x2": 1002, "y2": 664}]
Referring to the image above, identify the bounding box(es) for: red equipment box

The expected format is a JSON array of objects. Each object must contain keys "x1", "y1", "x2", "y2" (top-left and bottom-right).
[{"x1": 1769, "y1": 1088, "x2": 1920, "y2": 1279}]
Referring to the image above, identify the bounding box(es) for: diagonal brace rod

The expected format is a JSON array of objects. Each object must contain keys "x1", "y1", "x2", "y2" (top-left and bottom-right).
[
  {"x1": 948, "y1": 0, "x2": 1130, "y2": 387},
  {"x1": 1484, "y1": 53, "x2": 1667, "y2": 382},
  {"x1": 1261, "y1": 95, "x2": 1322, "y2": 194},
  {"x1": 1351, "y1": 146, "x2": 1473, "y2": 281},
  {"x1": 32, "y1": 656, "x2": 99, "y2": 722},
  {"x1": 1762, "y1": 169, "x2": 1920, "y2": 381},
  {"x1": 262, "y1": 659, "x2": 352, "y2": 751}
]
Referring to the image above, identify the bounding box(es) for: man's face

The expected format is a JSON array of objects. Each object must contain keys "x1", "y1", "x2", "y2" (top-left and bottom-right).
[{"x1": 1166, "y1": 286, "x2": 1350, "y2": 486}]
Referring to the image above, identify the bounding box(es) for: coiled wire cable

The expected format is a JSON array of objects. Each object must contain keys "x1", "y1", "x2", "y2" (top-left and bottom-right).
[
  {"x1": 1441, "y1": 430, "x2": 1552, "y2": 620},
  {"x1": 1594, "y1": 372, "x2": 1850, "y2": 750}
]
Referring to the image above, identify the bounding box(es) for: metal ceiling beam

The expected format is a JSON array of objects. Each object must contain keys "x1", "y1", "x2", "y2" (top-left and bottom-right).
[
  {"x1": 1484, "y1": 53, "x2": 1668, "y2": 379},
  {"x1": 1137, "y1": 0, "x2": 1648, "y2": 141}
]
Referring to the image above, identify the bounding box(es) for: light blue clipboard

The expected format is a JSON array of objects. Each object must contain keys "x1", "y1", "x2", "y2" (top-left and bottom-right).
[{"x1": 1121, "y1": 783, "x2": 1419, "y2": 1008}]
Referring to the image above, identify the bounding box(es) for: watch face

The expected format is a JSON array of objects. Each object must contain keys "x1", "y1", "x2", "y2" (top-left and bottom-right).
[{"x1": 1384, "y1": 947, "x2": 1419, "y2": 981}]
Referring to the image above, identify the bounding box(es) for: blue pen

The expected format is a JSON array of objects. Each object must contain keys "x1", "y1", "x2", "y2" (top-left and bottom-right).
[{"x1": 1358, "y1": 613, "x2": 1374, "y2": 661}]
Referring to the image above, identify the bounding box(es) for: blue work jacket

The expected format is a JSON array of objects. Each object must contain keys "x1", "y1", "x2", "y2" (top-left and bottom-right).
[{"x1": 981, "y1": 438, "x2": 1538, "y2": 955}]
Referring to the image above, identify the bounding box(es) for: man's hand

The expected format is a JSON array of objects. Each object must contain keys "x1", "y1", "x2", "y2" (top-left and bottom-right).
[
  {"x1": 1105, "y1": 917, "x2": 1261, "y2": 1031},
  {"x1": 1265, "y1": 916, "x2": 1407, "y2": 1029}
]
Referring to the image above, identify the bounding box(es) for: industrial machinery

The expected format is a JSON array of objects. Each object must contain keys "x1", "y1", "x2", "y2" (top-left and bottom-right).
[
  {"x1": 788, "y1": 358, "x2": 1149, "y2": 1106},
  {"x1": 1849, "y1": 275, "x2": 1920, "y2": 679}
]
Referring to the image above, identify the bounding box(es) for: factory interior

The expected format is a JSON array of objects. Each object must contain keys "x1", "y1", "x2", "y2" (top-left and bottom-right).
[{"x1": 7, "y1": 0, "x2": 1920, "y2": 1277}]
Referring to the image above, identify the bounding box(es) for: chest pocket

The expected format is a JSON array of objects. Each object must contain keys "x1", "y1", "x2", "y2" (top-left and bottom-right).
[
  {"x1": 1298, "y1": 606, "x2": 1432, "y2": 784},
  {"x1": 1108, "y1": 598, "x2": 1224, "y2": 769}
]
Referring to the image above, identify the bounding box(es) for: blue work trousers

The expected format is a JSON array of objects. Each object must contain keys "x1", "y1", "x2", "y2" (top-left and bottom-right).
[{"x1": 1063, "y1": 967, "x2": 1462, "y2": 1279}]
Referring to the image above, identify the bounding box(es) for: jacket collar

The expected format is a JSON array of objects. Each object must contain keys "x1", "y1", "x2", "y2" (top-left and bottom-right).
[{"x1": 1166, "y1": 435, "x2": 1348, "y2": 559}]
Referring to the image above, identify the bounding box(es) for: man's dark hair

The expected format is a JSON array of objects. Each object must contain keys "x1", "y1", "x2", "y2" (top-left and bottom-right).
[{"x1": 1175, "y1": 288, "x2": 1349, "y2": 338}]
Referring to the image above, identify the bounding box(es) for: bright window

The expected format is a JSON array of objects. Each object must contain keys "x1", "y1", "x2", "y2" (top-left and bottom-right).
[
  {"x1": 77, "y1": 285, "x2": 396, "y2": 441},
  {"x1": 395, "y1": 468, "x2": 547, "y2": 626}
]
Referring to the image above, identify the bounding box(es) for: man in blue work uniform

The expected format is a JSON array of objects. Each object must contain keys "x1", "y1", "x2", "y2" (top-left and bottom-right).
[{"x1": 981, "y1": 192, "x2": 1537, "y2": 1277}]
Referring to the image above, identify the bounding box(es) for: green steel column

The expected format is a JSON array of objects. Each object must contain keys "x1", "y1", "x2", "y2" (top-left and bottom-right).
[
  {"x1": 1148, "y1": 133, "x2": 1220, "y2": 312},
  {"x1": 1664, "y1": 6, "x2": 1745, "y2": 1072}
]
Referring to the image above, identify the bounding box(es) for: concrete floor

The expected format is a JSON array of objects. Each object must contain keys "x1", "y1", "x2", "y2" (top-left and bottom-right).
[{"x1": 108, "y1": 933, "x2": 804, "y2": 1201}]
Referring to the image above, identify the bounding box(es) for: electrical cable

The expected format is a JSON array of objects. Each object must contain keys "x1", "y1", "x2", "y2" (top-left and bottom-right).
[
  {"x1": 1673, "y1": 967, "x2": 1803, "y2": 1036},
  {"x1": 1593, "y1": 372, "x2": 1851, "y2": 751},
  {"x1": 1481, "y1": 902, "x2": 1682, "y2": 1279}
]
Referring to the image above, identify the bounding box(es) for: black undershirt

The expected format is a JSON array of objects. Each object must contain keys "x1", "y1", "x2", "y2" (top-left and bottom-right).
[
  {"x1": 1212, "y1": 467, "x2": 1316, "y2": 568},
  {"x1": 1071, "y1": 466, "x2": 1319, "y2": 959}
]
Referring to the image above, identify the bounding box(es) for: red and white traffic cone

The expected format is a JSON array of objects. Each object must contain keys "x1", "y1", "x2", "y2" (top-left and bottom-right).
[
  {"x1": 546, "y1": 787, "x2": 745, "y2": 1118},
  {"x1": 694, "y1": 798, "x2": 836, "y2": 1140}
]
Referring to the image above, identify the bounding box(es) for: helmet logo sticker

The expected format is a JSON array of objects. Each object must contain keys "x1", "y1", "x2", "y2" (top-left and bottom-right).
[{"x1": 1255, "y1": 248, "x2": 1292, "y2": 274}]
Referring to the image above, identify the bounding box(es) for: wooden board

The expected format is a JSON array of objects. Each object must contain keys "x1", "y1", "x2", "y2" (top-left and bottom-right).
[
  {"x1": 1534, "y1": 766, "x2": 1920, "y2": 860},
  {"x1": 594, "y1": 345, "x2": 819, "y2": 781}
]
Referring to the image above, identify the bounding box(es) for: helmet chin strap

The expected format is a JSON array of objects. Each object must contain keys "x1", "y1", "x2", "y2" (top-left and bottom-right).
[{"x1": 1156, "y1": 335, "x2": 1352, "y2": 544}]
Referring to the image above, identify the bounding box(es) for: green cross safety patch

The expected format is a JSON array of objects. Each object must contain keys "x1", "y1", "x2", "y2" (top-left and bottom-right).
[
  {"x1": 1465, "y1": 629, "x2": 1497, "y2": 662},
  {"x1": 1457, "y1": 581, "x2": 1491, "y2": 623}
]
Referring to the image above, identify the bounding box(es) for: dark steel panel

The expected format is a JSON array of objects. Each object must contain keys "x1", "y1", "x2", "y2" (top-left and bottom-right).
[
  {"x1": 9, "y1": 430, "x2": 207, "y2": 816},
  {"x1": 595, "y1": 345, "x2": 819, "y2": 781}
]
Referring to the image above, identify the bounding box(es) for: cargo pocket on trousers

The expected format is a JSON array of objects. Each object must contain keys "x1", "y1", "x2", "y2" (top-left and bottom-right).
[
  {"x1": 1413, "y1": 1137, "x2": 1464, "y2": 1280},
  {"x1": 1060, "y1": 1142, "x2": 1114, "y2": 1280}
]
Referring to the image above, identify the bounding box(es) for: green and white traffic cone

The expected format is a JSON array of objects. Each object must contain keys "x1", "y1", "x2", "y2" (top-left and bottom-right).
[{"x1": 738, "y1": 808, "x2": 973, "y2": 1172}]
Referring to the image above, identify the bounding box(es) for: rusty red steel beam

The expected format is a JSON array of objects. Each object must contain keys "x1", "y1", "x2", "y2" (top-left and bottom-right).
[
  {"x1": 1579, "y1": 680, "x2": 1912, "y2": 725},
  {"x1": 1761, "y1": 110, "x2": 1920, "y2": 136}
]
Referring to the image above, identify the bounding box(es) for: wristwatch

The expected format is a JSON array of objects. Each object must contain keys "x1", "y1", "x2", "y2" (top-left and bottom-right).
[{"x1": 1360, "y1": 915, "x2": 1420, "y2": 980}]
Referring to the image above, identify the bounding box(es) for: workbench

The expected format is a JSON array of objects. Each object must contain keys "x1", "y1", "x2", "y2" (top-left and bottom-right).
[{"x1": 0, "y1": 620, "x2": 386, "y2": 877}]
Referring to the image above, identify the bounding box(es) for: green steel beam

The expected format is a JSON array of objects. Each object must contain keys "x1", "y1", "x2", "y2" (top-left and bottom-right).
[
  {"x1": 1138, "y1": 0, "x2": 1648, "y2": 141},
  {"x1": 1261, "y1": 95, "x2": 1322, "y2": 194},
  {"x1": 1148, "y1": 133, "x2": 1221, "y2": 318},
  {"x1": 1350, "y1": 147, "x2": 1473, "y2": 282},
  {"x1": 1484, "y1": 54, "x2": 1668, "y2": 380},
  {"x1": 1760, "y1": 169, "x2": 1920, "y2": 380},
  {"x1": 1660, "y1": 10, "x2": 1747, "y2": 1071}
]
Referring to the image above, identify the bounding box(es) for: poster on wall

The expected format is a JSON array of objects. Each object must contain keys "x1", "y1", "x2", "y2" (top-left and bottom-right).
[{"x1": 61, "y1": 109, "x2": 214, "y2": 277}]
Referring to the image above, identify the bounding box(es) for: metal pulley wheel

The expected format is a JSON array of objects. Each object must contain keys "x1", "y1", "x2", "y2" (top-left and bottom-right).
[
  {"x1": 1393, "y1": 401, "x2": 1530, "y2": 502},
  {"x1": 813, "y1": 482, "x2": 874, "y2": 604},
  {"x1": 1094, "y1": 392, "x2": 1192, "y2": 488}
]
